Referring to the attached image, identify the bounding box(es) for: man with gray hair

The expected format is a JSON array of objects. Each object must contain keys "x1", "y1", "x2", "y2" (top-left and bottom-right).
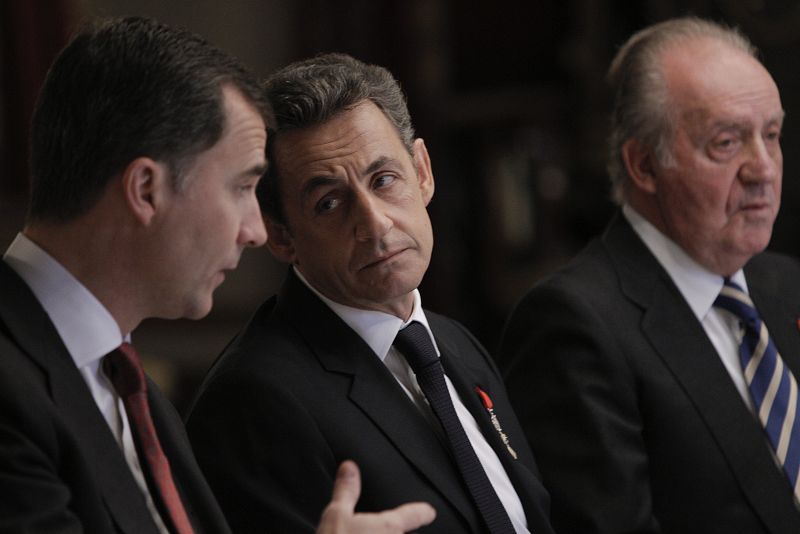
[
  {"x1": 187, "y1": 53, "x2": 554, "y2": 534},
  {"x1": 500, "y1": 16, "x2": 800, "y2": 534}
]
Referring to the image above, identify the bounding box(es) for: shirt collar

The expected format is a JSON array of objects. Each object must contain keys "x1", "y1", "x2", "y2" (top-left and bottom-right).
[
  {"x1": 3, "y1": 233, "x2": 125, "y2": 368},
  {"x1": 622, "y1": 205, "x2": 748, "y2": 320},
  {"x1": 293, "y1": 266, "x2": 438, "y2": 360}
]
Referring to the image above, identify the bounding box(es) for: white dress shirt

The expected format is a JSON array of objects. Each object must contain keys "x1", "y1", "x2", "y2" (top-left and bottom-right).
[
  {"x1": 623, "y1": 205, "x2": 752, "y2": 409},
  {"x1": 295, "y1": 267, "x2": 530, "y2": 533},
  {"x1": 3, "y1": 233, "x2": 169, "y2": 533}
]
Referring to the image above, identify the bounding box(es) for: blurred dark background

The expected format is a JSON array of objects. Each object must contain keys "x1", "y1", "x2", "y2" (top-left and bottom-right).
[{"x1": 2, "y1": 0, "x2": 799, "y2": 414}]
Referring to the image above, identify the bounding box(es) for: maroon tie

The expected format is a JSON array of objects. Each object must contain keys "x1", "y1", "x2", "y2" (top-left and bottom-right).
[{"x1": 104, "y1": 343, "x2": 195, "y2": 534}]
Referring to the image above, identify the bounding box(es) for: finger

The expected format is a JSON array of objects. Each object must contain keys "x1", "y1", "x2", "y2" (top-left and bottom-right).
[
  {"x1": 376, "y1": 502, "x2": 436, "y2": 532},
  {"x1": 316, "y1": 461, "x2": 361, "y2": 534},
  {"x1": 328, "y1": 460, "x2": 361, "y2": 509}
]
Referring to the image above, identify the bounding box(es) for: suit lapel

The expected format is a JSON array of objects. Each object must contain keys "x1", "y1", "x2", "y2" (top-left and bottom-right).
[
  {"x1": 604, "y1": 216, "x2": 800, "y2": 533},
  {"x1": 0, "y1": 263, "x2": 159, "y2": 533},
  {"x1": 747, "y1": 256, "x2": 800, "y2": 379},
  {"x1": 149, "y1": 382, "x2": 230, "y2": 534},
  {"x1": 437, "y1": 336, "x2": 504, "y2": 457},
  {"x1": 275, "y1": 272, "x2": 478, "y2": 526}
]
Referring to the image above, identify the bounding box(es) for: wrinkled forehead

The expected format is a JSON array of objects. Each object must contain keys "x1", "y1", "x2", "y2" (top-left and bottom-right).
[{"x1": 273, "y1": 101, "x2": 408, "y2": 185}]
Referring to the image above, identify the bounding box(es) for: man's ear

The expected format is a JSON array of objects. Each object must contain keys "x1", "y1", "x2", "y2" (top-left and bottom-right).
[
  {"x1": 121, "y1": 157, "x2": 171, "y2": 225},
  {"x1": 412, "y1": 138, "x2": 435, "y2": 206},
  {"x1": 265, "y1": 216, "x2": 297, "y2": 264},
  {"x1": 621, "y1": 138, "x2": 659, "y2": 195}
]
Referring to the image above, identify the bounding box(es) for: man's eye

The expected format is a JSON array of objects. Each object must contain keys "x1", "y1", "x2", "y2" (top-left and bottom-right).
[
  {"x1": 709, "y1": 133, "x2": 741, "y2": 155},
  {"x1": 316, "y1": 196, "x2": 340, "y2": 213},
  {"x1": 374, "y1": 174, "x2": 395, "y2": 188},
  {"x1": 714, "y1": 137, "x2": 735, "y2": 149}
]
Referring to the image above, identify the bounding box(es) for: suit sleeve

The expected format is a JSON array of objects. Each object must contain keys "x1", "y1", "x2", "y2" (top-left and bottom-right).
[
  {"x1": 0, "y1": 374, "x2": 84, "y2": 532},
  {"x1": 186, "y1": 367, "x2": 338, "y2": 534},
  {"x1": 499, "y1": 280, "x2": 660, "y2": 533}
]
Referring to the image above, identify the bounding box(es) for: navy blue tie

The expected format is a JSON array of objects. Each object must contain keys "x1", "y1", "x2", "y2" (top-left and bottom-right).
[
  {"x1": 394, "y1": 321, "x2": 515, "y2": 534},
  {"x1": 714, "y1": 279, "x2": 800, "y2": 500}
]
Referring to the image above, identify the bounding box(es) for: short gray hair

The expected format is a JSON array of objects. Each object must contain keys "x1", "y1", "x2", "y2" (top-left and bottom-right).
[
  {"x1": 607, "y1": 17, "x2": 756, "y2": 204},
  {"x1": 260, "y1": 53, "x2": 415, "y2": 223}
]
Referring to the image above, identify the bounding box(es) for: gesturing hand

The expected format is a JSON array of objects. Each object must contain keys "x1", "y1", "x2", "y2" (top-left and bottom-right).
[{"x1": 316, "y1": 461, "x2": 436, "y2": 534}]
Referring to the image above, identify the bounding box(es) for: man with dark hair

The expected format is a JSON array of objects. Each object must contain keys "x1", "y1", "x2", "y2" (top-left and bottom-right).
[
  {"x1": 0, "y1": 18, "x2": 434, "y2": 533},
  {"x1": 186, "y1": 53, "x2": 554, "y2": 534},
  {"x1": 500, "y1": 16, "x2": 800, "y2": 534}
]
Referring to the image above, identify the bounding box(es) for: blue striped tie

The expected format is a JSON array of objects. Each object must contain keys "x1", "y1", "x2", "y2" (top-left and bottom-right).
[{"x1": 714, "y1": 278, "x2": 800, "y2": 500}]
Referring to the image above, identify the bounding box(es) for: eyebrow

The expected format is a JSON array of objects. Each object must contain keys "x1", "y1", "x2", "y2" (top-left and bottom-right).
[
  {"x1": 246, "y1": 163, "x2": 268, "y2": 178},
  {"x1": 709, "y1": 110, "x2": 786, "y2": 131},
  {"x1": 300, "y1": 176, "x2": 340, "y2": 200},
  {"x1": 769, "y1": 110, "x2": 786, "y2": 125},
  {"x1": 365, "y1": 156, "x2": 396, "y2": 175}
]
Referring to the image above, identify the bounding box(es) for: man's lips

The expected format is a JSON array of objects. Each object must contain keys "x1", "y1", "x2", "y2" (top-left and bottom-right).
[
  {"x1": 358, "y1": 248, "x2": 409, "y2": 270},
  {"x1": 739, "y1": 200, "x2": 772, "y2": 212},
  {"x1": 215, "y1": 262, "x2": 239, "y2": 283}
]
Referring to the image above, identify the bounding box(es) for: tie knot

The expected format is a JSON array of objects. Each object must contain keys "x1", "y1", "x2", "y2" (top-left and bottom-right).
[
  {"x1": 394, "y1": 321, "x2": 438, "y2": 373},
  {"x1": 104, "y1": 342, "x2": 146, "y2": 397},
  {"x1": 714, "y1": 279, "x2": 760, "y2": 328}
]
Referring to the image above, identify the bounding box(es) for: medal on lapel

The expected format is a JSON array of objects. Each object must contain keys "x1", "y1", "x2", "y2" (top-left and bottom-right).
[{"x1": 475, "y1": 386, "x2": 518, "y2": 460}]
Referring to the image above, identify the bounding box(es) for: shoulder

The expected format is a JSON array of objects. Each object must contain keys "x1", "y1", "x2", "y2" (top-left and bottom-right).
[
  {"x1": 0, "y1": 330, "x2": 49, "y2": 408},
  {"x1": 189, "y1": 292, "x2": 343, "y2": 416},
  {"x1": 204, "y1": 295, "x2": 304, "y2": 377},
  {"x1": 510, "y1": 236, "x2": 622, "y2": 325},
  {"x1": 0, "y1": 331, "x2": 71, "y2": 468},
  {"x1": 745, "y1": 250, "x2": 800, "y2": 327},
  {"x1": 499, "y1": 235, "x2": 641, "y2": 377},
  {"x1": 746, "y1": 250, "x2": 800, "y2": 284}
]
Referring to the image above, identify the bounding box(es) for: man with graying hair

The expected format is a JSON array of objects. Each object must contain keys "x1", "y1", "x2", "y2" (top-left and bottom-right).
[
  {"x1": 0, "y1": 17, "x2": 433, "y2": 533},
  {"x1": 187, "y1": 53, "x2": 555, "y2": 534},
  {"x1": 500, "y1": 16, "x2": 800, "y2": 534}
]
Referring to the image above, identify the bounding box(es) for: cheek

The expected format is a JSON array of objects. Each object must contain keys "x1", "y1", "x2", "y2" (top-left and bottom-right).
[
  {"x1": 299, "y1": 234, "x2": 345, "y2": 271},
  {"x1": 773, "y1": 175, "x2": 783, "y2": 198},
  {"x1": 676, "y1": 173, "x2": 730, "y2": 215}
]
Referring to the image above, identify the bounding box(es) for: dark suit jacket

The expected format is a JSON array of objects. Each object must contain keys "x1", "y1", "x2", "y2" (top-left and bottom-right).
[
  {"x1": 186, "y1": 270, "x2": 553, "y2": 534},
  {"x1": 0, "y1": 261, "x2": 229, "y2": 533},
  {"x1": 499, "y1": 213, "x2": 800, "y2": 534}
]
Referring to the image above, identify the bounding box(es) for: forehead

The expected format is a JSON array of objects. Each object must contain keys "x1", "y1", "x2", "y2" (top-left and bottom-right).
[
  {"x1": 273, "y1": 100, "x2": 409, "y2": 186},
  {"x1": 661, "y1": 38, "x2": 783, "y2": 126}
]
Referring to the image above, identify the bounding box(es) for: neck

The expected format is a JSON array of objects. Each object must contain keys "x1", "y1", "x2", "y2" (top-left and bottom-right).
[{"x1": 24, "y1": 218, "x2": 143, "y2": 335}]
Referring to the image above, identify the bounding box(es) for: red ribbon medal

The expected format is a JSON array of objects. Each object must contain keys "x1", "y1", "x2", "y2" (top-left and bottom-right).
[{"x1": 475, "y1": 386, "x2": 518, "y2": 459}]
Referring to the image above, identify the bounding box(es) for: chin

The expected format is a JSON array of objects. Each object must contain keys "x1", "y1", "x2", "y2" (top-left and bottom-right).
[
  {"x1": 745, "y1": 230, "x2": 773, "y2": 252},
  {"x1": 377, "y1": 281, "x2": 422, "y2": 306},
  {"x1": 184, "y1": 298, "x2": 214, "y2": 321}
]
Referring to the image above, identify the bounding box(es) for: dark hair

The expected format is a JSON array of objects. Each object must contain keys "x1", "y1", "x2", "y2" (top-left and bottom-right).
[
  {"x1": 607, "y1": 16, "x2": 755, "y2": 204},
  {"x1": 29, "y1": 16, "x2": 271, "y2": 222},
  {"x1": 259, "y1": 53, "x2": 414, "y2": 223}
]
